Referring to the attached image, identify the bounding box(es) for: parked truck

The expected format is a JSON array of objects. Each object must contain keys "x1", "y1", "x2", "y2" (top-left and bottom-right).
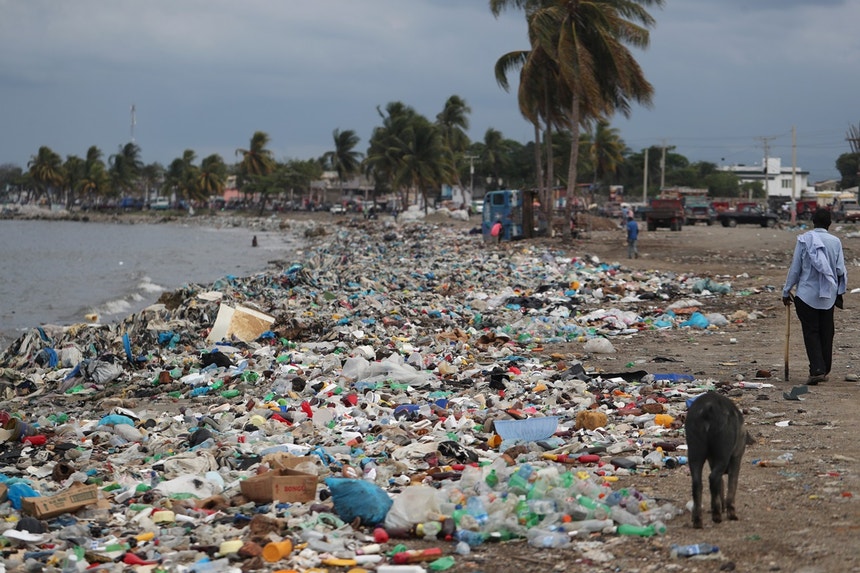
[{"x1": 646, "y1": 198, "x2": 685, "y2": 231}]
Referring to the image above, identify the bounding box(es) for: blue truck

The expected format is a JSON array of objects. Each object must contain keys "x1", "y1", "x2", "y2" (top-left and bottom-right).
[{"x1": 482, "y1": 189, "x2": 541, "y2": 241}]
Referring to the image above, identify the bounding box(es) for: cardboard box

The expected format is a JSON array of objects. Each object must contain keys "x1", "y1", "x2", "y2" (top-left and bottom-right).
[
  {"x1": 21, "y1": 483, "x2": 99, "y2": 518},
  {"x1": 207, "y1": 304, "x2": 275, "y2": 343},
  {"x1": 240, "y1": 457, "x2": 318, "y2": 504}
]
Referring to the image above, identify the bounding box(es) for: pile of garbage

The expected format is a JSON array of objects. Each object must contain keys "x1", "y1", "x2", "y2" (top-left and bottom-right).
[{"x1": 0, "y1": 219, "x2": 751, "y2": 571}]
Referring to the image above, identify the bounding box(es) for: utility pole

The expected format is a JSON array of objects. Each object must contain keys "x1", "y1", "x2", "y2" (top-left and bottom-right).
[
  {"x1": 642, "y1": 148, "x2": 649, "y2": 203},
  {"x1": 755, "y1": 135, "x2": 777, "y2": 200},
  {"x1": 660, "y1": 140, "x2": 667, "y2": 191},
  {"x1": 464, "y1": 154, "x2": 478, "y2": 201},
  {"x1": 130, "y1": 104, "x2": 136, "y2": 143},
  {"x1": 790, "y1": 126, "x2": 797, "y2": 224}
]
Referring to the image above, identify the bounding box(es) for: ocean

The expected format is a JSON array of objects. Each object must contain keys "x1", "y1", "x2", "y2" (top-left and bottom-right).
[{"x1": 0, "y1": 219, "x2": 304, "y2": 350}]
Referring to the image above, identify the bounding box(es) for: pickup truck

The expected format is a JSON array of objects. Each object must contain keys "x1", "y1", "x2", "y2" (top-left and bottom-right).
[
  {"x1": 718, "y1": 205, "x2": 779, "y2": 228},
  {"x1": 646, "y1": 198, "x2": 684, "y2": 231},
  {"x1": 685, "y1": 204, "x2": 716, "y2": 226}
]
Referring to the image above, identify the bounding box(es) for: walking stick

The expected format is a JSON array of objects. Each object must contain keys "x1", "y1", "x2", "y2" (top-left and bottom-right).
[{"x1": 784, "y1": 303, "x2": 791, "y2": 381}]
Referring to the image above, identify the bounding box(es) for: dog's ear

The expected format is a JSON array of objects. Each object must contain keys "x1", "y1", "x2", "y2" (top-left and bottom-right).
[{"x1": 745, "y1": 431, "x2": 756, "y2": 445}]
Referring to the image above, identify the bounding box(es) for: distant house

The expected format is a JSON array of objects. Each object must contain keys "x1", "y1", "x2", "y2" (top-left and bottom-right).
[{"x1": 718, "y1": 158, "x2": 810, "y2": 199}]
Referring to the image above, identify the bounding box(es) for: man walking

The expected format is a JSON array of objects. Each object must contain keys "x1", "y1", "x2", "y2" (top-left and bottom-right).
[
  {"x1": 782, "y1": 208, "x2": 847, "y2": 384},
  {"x1": 626, "y1": 215, "x2": 639, "y2": 259}
]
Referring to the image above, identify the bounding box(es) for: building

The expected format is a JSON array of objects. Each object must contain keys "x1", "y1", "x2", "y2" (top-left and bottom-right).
[{"x1": 718, "y1": 158, "x2": 811, "y2": 200}]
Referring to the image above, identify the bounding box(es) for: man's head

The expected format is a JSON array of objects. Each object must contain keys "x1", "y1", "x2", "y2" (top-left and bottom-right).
[
  {"x1": 812, "y1": 208, "x2": 832, "y2": 229},
  {"x1": 628, "y1": 216, "x2": 634, "y2": 222}
]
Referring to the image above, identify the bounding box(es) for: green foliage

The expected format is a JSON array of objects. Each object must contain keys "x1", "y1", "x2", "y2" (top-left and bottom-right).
[{"x1": 836, "y1": 152, "x2": 859, "y2": 189}]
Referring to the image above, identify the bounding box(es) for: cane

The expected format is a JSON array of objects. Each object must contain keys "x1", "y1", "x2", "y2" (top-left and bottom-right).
[{"x1": 784, "y1": 301, "x2": 791, "y2": 381}]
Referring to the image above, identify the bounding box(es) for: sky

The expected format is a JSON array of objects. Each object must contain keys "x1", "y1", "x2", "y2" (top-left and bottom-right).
[{"x1": 1, "y1": 0, "x2": 858, "y2": 184}]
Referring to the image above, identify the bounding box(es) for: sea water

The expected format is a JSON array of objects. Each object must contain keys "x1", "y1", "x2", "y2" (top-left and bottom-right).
[{"x1": 0, "y1": 219, "x2": 303, "y2": 350}]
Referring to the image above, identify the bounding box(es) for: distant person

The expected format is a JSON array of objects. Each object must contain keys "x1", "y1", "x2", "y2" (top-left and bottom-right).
[
  {"x1": 626, "y1": 215, "x2": 639, "y2": 259},
  {"x1": 782, "y1": 208, "x2": 847, "y2": 385},
  {"x1": 491, "y1": 221, "x2": 503, "y2": 244},
  {"x1": 252, "y1": 235, "x2": 258, "y2": 248}
]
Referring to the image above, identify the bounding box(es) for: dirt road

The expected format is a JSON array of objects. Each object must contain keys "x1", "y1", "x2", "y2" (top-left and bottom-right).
[{"x1": 458, "y1": 220, "x2": 860, "y2": 573}]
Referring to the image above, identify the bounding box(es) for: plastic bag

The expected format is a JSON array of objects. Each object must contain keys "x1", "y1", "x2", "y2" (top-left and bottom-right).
[
  {"x1": 583, "y1": 337, "x2": 616, "y2": 354},
  {"x1": 384, "y1": 485, "x2": 441, "y2": 530},
  {"x1": 680, "y1": 312, "x2": 709, "y2": 329},
  {"x1": 325, "y1": 477, "x2": 392, "y2": 526}
]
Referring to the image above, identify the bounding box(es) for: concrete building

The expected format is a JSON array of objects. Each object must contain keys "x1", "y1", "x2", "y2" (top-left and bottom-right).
[{"x1": 718, "y1": 158, "x2": 811, "y2": 200}]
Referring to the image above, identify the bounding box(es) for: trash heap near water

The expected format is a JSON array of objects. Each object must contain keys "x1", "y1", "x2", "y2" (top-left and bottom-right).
[{"x1": 0, "y1": 219, "x2": 753, "y2": 572}]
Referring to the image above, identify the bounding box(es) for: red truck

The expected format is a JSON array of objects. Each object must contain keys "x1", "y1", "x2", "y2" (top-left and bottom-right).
[{"x1": 646, "y1": 198, "x2": 684, "y2": 231}]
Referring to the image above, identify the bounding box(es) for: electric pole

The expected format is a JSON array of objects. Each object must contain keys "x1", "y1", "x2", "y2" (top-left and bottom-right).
[
  {"x1": 464, "y1": 154, "x2": 478, "y2": 201},
  {"x1": 660, "y1": 140, "x2": 667, "y2": 191},
  {"x1": 642, "y1": 148, "x2": 649, "y2": 203},
  {"x1": 755, "y1": 135, "x2": 777, "y2": 200},
  {"x1": 130, "y1": 104, "x2": 136, "y2": 143}
]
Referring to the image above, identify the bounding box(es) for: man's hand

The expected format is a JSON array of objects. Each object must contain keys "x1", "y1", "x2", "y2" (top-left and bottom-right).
[
  {"x1": 783, "y1": 295, "x2": 793, "y2": 306},
  {"x1": 836, "y1": 294, "x2": 844, "y2": 309}
]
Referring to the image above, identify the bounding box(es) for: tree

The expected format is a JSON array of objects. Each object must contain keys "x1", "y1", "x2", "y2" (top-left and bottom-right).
[
  {"x1": 79, "y1": 146, "x2": 110, "y2": 206},
  {"x1": 323, "y1": 129, "x2": 363, "y2": 196},
  {"x1": 62, "y1": 155, "x2": 85, "y2": 209},
  {"x1": 836, "y1": 152, "x2": 860, "y2": 190},
  {"x1": 435, "y1": 95, "x2": 472, "y2": 194},
  {"x1": 588, "y1": 119, "x2": 625, "y2": 190},
  {"x1": 365, "y1": 102, "x2": 423, "y2": 208},
  {"x1": 27, "y1": 146, "x2": 64, "y2": 207},
  {"x1": 166, "y1": 150, "x2": 199, "y2": 203},
  {"x1": 236, "y1": 131, "x2": 275, "y2": 210},
  {"x1": 195, "y1": 154, "x2": 227, "y2": 201},
  {"x1": 109, "y1": 142, "x2": 143, "y2": 198},
  {"x1": 480, "y1": 128, "x2": 512, "y2": 190},
  {"x1": 491, "y1": 0, "x2": 664, "y2": 219},
  {"x1": 394, "y1": 116, "x2": 454, "y2": 214}
]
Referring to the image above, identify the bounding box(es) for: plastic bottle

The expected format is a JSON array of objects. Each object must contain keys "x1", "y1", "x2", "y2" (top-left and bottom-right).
[
  {"x1": 670, "y1": 543, "x2": 720, "y2": 557},
  {"x1": 527, "y1": 528, "x2": 571, "y2": 548},
  {"x1": 415, "y1": 520, "x2": 442, "y2": 540},
  {"x1": 561, "y1": 518, "x2": 614, "y2": 535},
  {"x1": 465, "y1": 496, "x2": 488, "y2": 526},
  {"x1": 454, "y1": 529, "x2": 485, "y2": 547},
  {"x1": 485, "y1": 469, "x2": 499, "y2": 488}
]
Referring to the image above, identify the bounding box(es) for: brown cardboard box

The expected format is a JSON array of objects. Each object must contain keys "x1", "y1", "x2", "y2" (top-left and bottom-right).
[
  {"x1": 21, "y1": 483, "x2": 99, "y2": 518},
  {"x1": 240, "y1": 457, "x2": 318, "y2": 504}
]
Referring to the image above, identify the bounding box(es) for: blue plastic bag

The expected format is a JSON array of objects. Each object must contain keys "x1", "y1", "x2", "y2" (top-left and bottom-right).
[
  {"x1": 325, "y1": 478, "x2": 392, "y2": 525},
  {"x1": 680, "y1": 312, "x2": 709, "y2": 329},
  {"x1": 8, "y1": 482, "x2": 39, "y2": 510}
]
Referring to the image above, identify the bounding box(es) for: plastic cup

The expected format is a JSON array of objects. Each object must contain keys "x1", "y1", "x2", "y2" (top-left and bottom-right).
[{"x1": 263, "y1": 539, "x2": 293, "y2": 562}]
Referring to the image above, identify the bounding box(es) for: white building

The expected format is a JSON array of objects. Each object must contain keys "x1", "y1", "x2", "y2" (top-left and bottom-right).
[{"x1": 718, "y1": 158, "x2": 811, "y2": 200}]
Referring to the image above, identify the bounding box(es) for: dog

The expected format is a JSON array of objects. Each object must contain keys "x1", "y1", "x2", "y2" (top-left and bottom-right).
[{"x1": 685, "y1": 391, "x2": 754, "y2": 528}]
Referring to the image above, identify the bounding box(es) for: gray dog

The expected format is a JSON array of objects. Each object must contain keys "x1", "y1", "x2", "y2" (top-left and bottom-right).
[{"x1": 685, "y1": 391, "x2": 754, "y2": 528}]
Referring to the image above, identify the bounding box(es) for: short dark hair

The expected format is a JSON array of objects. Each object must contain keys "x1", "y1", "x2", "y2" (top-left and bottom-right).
[{"x1": 812, "y1": 208, "x2": 831, "y2": 228}]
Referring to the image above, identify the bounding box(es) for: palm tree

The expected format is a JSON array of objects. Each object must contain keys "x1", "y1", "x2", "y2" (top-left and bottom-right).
[
  {"x1": 166, "y1": 150, "x2": 199, "y2": 203},
  {"x1": 109, "y1": 142, "x2": 143, "y2": 198},
  {"x1": 62, "y1": 155, "x2": 85, "y2": 209},
  {"x1": 195, "y1": 154, "x2": 227, "y2": 201},
  {"x1": 491, "y1": 0, "x2": 663, "y2": 217},
  {"x1": 79, "y1": 146, "x2": 109, "y2": 206},
  {"x1": 27, "y1": 146, "x2": 64, "y2": 207},
  {"x1": 435, "y1": 95, "x2": 472, "y2": 196},
  {"x1": 480, "y1": 128, "x2": 511, "y2": 190},
  {"x1": 323, "y1": 129, "x2": 363, "y2": 197},
  {"x1": 365, "y1": 102, "x2": 422, "y2": 208},
  {"x1": 235, "y1": 131, "x2": 275, "y2": 208},
  {"x1": 588, "y1": 119, "x2": 625, "y2": 190},
  {"x1": 395, "y1": 116, "x2": 454, "y2": 214}
]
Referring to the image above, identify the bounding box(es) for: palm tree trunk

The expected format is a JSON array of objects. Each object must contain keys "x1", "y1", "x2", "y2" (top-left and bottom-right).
[
  {"x1": 565, "y1": 95, "x2": 581, "y2": 223},
  {"x1": 544, "y1": 120, "x2": 555, "y2": 233}
]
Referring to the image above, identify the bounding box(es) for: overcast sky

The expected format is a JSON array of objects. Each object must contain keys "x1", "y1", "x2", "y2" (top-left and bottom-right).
[{"x1": 1, "y1": 0, "x2": 858, "y2": 184}]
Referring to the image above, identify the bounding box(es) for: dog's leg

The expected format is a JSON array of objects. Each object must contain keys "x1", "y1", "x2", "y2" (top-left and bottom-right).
[
  {"x1": 708, "y1": 461, "x2": 727, "y2": 523},
  {"x1": 725, "y1": 448, "x2": 745, "y2": 521},
  {"x1": 689, "y1": 456, "x2": 705, "y2": 528}
]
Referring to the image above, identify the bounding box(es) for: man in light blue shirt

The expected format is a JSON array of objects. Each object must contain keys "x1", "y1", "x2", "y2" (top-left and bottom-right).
[
  {"x1": 782, "y1": 209, "x2": 847, "y2": 384},
  {"x1": 626, "y1": 216, "x2": 639, "y2": 259}
]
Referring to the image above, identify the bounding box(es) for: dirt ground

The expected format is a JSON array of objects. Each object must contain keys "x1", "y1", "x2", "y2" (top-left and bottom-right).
[{"x1": 442, "y1": 218, "x2": 860, "y2": 573}]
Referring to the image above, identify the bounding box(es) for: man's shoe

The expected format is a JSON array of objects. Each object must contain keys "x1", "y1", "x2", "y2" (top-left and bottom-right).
[{"x1": 806, "y1": 374, "x2": 826, "y2": 385}]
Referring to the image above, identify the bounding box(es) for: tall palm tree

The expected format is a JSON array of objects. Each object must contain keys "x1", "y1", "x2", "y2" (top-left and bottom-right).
[
  {"x1": 62, "y1": 155, "x2": 85, "y2": 209},
  {"x1": 323, "y1": 129, "x2": 363, "y2": 197},
  {"x1": 235, "y1": 131, "x2": 275, "y2": 207},
  {"x1": 166, "y1": 150, "x2": 199, "y2": 203},
  {"x1": 109, "y1": 142, "x2": 143, "y2": 198},
  {"x1": 196, "y1": 154, "x2": 227, "y2": 201},
  {"x1": 395, "y1": 116, "x2": 454, "y2": 214},
  {"x1": 80, "y1": 146, "x2": 109, "y2": 206},
  {"x1": 365, "y1": 102, "x2": 422, "y2": 208},
  {"x1": 435, "y1": 95, "x2": 472, "y2": 195},
  {"x1": 480, "y1": 128, "x2": 511, "y2": 190},
  {"x1": 588, "y1": 119, "x2": 625, "y2": 190},
  {"x1": 491, "y1": 0, "x2": 663, "y2": 217},
  {"x1": 27, "y1": 146, "x2": 64, "y2": 207}
]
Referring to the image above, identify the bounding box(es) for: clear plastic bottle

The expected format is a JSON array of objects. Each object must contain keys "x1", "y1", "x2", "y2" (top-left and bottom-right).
[
  {"x1": 454, "y1": 529, "x2": 485, "y2": 547},
  {"x1": 526, "y1": 528, "x2": 570, "y2": 548},
  {"x1": 466, "y1": 496, "x2": 488, "y2": 526},
  {"x1": 670, "y1": 543, "x2": 720, "y2": 557}
]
